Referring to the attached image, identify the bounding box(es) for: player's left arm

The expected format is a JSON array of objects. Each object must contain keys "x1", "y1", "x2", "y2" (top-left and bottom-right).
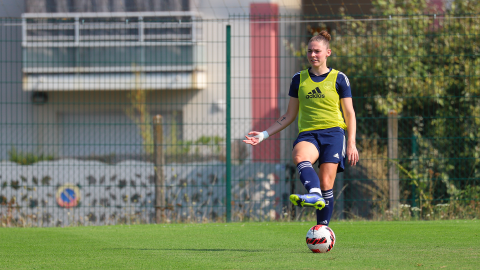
[
  {"x1": 340, "y1": 98, "x2": 359, "y2": 166},
  {"x1": 336, "y1": 72, "x2": 359, "y2": 166}
]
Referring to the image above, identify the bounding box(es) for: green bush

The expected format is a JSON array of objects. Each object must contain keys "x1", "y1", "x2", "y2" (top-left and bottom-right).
[{"x1": 8, "y1": 147, "x2": 55, "y2": 165}]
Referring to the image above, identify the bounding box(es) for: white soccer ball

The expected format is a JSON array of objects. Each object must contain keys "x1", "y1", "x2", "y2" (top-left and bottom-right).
[{"x1": 305, "y1": 225, "x2": 336, "y2": 253}]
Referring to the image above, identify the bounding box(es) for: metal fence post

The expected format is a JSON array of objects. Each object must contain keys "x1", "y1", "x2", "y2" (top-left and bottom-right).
[
  {"x1": 153, "y1": 115, "x2": 165, "y2": 223},
  {"x1": 411, "y1": 134, "x2": 418, "y2": 217},
  {"x1": 388, "y1": 110, "x2": 399, "y2": 212},
  {"x1": 226, "y1": 25, "x2": 232, "y2": 222}
]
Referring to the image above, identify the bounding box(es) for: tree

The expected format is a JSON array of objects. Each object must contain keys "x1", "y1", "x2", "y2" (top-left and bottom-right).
[
  {"x1": 336, "y1": 0, "x2": 480, "y2": 206},
  {"x1": 285, "y1": 0, "x2": 480, "y2": 212},
  {"x1": 125, "y1": 70, "x2": 154, "y2": 156}
]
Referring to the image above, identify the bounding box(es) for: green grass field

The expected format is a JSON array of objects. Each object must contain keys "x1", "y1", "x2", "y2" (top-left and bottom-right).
[{"x1": 1, "y1": 220, "x2": 478, "y2": 269}]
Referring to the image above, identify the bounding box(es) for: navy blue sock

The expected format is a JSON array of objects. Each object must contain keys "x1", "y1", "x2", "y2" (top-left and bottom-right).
[
  {"x1": 316, "y1": 189, "x2": 334, "y2": 225},
  {"x1": 297, "y1": 161, "x2": 321, "y2": 193}
]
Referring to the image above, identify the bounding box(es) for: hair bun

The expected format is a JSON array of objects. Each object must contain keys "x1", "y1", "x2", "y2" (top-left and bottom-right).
[
  {"x1": 308, "y1": 30, "x2": 332, "y2": 46},
  {"x1": 319, "y1": 30, "x2": 331, "y2": 42}
]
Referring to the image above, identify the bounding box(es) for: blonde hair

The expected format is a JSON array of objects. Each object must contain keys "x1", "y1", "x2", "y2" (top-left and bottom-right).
[{"x1": 308, "y1": 30, "x2": 331, "y2": 48}]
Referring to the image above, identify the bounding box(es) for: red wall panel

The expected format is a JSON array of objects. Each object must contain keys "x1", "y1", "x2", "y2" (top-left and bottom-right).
[{"x1": 250, "y1": 3, "x2": 280, "y2": 163}]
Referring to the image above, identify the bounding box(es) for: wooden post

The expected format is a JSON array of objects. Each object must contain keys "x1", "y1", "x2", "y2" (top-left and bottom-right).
[
  {"x1": 334, "y1": 172, "x2": 344, "y2": 220},
  {"x1": 153, "y1": 115, "x2": 165, "y2": 223},
  {"x1": 388, "y1": 110, "x2": 399, "y2": 211},
  {"x1": 285, "y1": 164, "x2": 296, "y2": 220}
]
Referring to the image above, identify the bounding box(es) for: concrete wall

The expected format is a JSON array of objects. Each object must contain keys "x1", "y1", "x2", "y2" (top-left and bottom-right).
[{"x1": 0, "y1": 159, "x2": 287, "y2": 226}]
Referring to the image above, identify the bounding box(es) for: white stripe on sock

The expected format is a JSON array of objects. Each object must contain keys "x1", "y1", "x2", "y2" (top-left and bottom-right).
[
  {"x1": 297, "y1": 162, "x2": 313, "y2": 170},
  {"x1": 322, "y1": 190, "x2": 333, "y2": 199}
]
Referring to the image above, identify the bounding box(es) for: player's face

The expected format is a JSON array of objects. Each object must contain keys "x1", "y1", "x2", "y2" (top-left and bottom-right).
[{"x1": 307, "y1": 41, "x2": 331, "y2": 68}]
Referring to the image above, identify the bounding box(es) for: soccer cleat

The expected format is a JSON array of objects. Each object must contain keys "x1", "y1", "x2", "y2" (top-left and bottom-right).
[{"x1": 290, "y1": 193, "x2": 326, "y2": 210}]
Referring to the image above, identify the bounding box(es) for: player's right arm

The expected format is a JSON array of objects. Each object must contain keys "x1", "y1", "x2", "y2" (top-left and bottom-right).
[{"x1": 243, "y1": 97, "x2": 299, "y2": 146}]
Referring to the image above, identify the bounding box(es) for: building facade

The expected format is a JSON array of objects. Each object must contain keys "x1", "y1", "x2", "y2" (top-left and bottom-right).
[{"x1": 1, "y1": 0, "x2": 303, "y2": 162}]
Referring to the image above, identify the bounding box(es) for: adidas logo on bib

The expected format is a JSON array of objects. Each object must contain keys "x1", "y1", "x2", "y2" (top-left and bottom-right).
[{"x1": 306, "y1": 87, "x2": 325, "y2": 99}]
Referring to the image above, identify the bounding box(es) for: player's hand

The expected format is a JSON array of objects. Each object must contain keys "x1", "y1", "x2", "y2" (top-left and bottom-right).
[
  {"x1": 347, "y1": 142, "x2": 359, "y2": 166},
  {"x1": 243, "y1": 131, "x2": 263, "y2": 146}
]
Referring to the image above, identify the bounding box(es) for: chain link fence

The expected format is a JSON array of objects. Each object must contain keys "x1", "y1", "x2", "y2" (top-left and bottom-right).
[{"x1": 1, "y1": 12, "x2": 479, "y2": 226}]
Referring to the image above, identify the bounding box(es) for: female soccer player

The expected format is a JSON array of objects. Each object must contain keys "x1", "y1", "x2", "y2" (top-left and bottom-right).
[{"x1": 243, "y1": 30, "x2": 359, "y2": 226}]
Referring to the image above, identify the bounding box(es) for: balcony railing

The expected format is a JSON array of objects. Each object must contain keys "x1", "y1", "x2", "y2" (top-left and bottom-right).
[{"x1": 21, "y1": 12, "x2": 206, "y2": 91}]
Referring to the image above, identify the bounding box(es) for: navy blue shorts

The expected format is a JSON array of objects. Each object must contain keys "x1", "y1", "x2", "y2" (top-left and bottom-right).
[{"x1": 293, "y1": 127, "x2": 346, "y2": 173}]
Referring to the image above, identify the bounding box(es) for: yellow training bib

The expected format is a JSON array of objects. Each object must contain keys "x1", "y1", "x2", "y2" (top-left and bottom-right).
[{"x1": 298, "y1": 69, "x2": 347, "y2": 133}]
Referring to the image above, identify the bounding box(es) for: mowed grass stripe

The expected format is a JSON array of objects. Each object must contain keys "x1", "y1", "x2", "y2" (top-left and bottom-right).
[{"x1": 0, "y1": 220, "x2": 478, "y2": 269}]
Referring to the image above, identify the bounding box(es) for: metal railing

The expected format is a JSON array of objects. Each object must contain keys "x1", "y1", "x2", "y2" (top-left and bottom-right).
[{"x1": 22, "y1": 11, "x2": 203, "y2": 74}]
